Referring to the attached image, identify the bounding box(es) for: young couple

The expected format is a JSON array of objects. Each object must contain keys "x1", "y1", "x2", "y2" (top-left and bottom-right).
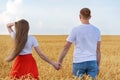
[{"x1": 6, "y1": 8, "x2": 101, "y2": 80}]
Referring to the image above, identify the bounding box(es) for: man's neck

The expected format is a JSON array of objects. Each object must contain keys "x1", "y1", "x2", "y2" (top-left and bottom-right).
[{"x1": 81, "y1": 19, "x2": 90, "y2": 24}]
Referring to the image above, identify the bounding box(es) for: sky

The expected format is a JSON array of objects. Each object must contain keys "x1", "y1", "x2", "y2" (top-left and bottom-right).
[{"x1": 0, "y1": 0, "x2": 120, "y2": 35}]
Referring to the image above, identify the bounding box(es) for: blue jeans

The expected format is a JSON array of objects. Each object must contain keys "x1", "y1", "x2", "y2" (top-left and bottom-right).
[{"x1": 73, "y1": 61, "x2": 98, "y2": 78}]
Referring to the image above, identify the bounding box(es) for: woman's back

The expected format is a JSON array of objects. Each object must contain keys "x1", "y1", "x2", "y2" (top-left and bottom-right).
[{"x1": 10, "y1": 32, "x2": 38, "y2": 55}]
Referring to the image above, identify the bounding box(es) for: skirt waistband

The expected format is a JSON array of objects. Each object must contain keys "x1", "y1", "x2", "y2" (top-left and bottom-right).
[{"x1": 18, "y1": 54, "x2": 32, "y2": 56}]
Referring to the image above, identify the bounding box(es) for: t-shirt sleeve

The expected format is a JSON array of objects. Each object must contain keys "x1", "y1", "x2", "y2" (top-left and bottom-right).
[
  {"x1": 10, "y1": 31, "x2": 15, "y2": 39},
  {"x1": 32, "y1": 36, "x2": 39, "y2": 47},
  {"x1": 98, "y1": 30, "x2": 101, "y2": 41},
  {"x1": 98, "y1": 35, "x2": 101, "y2": 41},
  {"x1": 66, "y1": 28, "x2": 76, "y2": 43}
]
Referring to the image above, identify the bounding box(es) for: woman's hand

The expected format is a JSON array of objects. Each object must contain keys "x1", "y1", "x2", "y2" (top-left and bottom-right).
[
  {"x1": 7, "y1": 23, "x2": 14, "y2": 28},
  {"x1": 7, "y1": 23, "x2": 14, "y2": 33}
]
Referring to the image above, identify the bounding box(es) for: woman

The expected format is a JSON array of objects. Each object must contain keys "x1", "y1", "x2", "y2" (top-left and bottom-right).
[{"x1": 6, "y1": 19, "x2": 59, "y2": 79}]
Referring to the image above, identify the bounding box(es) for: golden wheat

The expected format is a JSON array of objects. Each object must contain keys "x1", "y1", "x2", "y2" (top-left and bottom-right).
[{"x1": 0, "y1": 35, "x2": 120, "y2": 80}]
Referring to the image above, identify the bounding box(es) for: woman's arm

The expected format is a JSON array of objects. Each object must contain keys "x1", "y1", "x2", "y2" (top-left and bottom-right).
[
  {"x1": 34, "y1": 46, "x2": 59, "y2": 70},
  {"x1": 7, "y1": 23, "x2": 14, "y2": 33}
]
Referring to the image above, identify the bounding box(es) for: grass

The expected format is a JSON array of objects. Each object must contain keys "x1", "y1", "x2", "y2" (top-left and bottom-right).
[{"x1": 0, "y1": 35, "x2": 120, "y2": 80}]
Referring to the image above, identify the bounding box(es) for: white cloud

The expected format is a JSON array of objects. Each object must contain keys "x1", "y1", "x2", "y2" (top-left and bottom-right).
[{"x1": 0, "y1": 0, "x2": 22, "y2": 26}]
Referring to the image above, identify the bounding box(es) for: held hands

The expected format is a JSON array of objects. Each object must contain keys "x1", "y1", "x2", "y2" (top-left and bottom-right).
[{"x1": 52, "y1": 62, "x2": 62, "y2": 70}]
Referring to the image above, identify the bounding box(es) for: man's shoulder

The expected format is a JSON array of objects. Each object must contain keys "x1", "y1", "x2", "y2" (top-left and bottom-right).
[
  {"x1": 72, "y1": 25, "x2": 81, "y2": 30},
  {"x1": 89, "y1": 24, "x2": 100, "y2": 32}
]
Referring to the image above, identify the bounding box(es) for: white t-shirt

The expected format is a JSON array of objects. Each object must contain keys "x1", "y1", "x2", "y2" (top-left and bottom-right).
[
  {"x1": 67, "y1": 24, "x2": 101, "y2": 63},
  {"x1": 10, "y1": 32, "x2": 38, "y2": 55}
]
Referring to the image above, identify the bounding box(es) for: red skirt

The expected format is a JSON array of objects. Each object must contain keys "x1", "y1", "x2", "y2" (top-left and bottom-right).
[{"x1": 10, "y1": 54, "x2": 38, "y2": 79}]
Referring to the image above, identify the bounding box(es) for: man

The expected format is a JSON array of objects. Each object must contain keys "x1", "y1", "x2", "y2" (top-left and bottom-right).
[{"x1": 58, "y1": 8, "x2": 101, "y2": 80}]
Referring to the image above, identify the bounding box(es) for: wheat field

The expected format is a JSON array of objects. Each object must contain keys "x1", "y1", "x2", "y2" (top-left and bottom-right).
[{"x1": 0, "y1": 35, "x2": 120, "y2": 80}]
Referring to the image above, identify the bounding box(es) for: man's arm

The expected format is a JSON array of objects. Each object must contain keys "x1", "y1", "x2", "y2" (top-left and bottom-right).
[
  {"x1": 96, "y1": 41, "x2": 101, "y2": 68},
  {"x1": 58, "y1": 41, "x2": 72, "y2": 64}
]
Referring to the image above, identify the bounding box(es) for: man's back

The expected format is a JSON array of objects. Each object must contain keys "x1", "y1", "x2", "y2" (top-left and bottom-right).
[{"x1": 67, "y1": 24, "x2": 101, "y2": 63}]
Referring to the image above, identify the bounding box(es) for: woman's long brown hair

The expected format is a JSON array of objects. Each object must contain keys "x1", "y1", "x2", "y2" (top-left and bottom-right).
[{"x1": 10, "y1": 19, "x2": 29, "y2": 61}]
